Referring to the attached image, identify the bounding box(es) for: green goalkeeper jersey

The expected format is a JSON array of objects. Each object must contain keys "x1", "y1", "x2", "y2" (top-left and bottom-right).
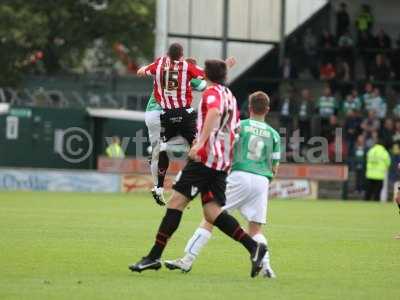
[
  {"x1": 145, "y1": 78, "x2": 207, "y2": 112},
  {"x1": 232, "y1": 119, "x2": 281, "y2": 179}
]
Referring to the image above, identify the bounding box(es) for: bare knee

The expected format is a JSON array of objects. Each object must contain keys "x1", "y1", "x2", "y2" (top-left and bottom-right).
[
  {"x1": 167, "y1": 191, "x2": 189, "y2": 211},
  {"x1": 203, "y1": 201, "x2": 223, "y2": 224},
  {"x1": 248, "y1": 222, "x2": 263, "y2": 237}
]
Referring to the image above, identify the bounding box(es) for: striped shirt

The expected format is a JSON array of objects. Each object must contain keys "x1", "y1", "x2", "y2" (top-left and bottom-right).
[
  {"x1": 196, "y1": 85, "x2": 239, "y2": 172},
  {"x1": 145, "y1": 56, "x2": 204, "y2": 109}
]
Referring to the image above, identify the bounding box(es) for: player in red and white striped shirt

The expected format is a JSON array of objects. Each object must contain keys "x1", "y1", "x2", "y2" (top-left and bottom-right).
[
  {"x1": 130, "y1": 59, "x2": 267, "y2": 278},
  {"x1": 138, "y1": 54, "x2": 205, "y2": 109},
  {"x1": 194, "y1": 83, "x2": 238, "y2": 171},
  {"x1": 137, "y1": 43, "x2": 204, "y2": 205}
]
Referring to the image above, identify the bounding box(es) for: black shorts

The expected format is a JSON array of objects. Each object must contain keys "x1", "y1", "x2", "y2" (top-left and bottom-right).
[
  {"x1": 173, "y1": 160, "x2": 227, "y2": 206},
  {"x1": 160, "y1": 107, "x2": 196, "y2": 145}
]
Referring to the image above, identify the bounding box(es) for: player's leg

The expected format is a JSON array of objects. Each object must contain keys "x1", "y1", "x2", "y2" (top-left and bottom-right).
[
  {"x1": 152, "y1": 110, "x2": 175, "y2": 205},
  {"x1": 165, "y1": 171, "x2": 252, "y2": 272},
  {"x1": 238, "y1": 173, "x2": 275, "y2": 278},
  {"x1": 144, "y1": 110, "x2": 161, "y2": 188},
  {"x1": 129, "y1": 190, "x2": 189, "y2": 272},
  {"x1": 164, "y1": 219, "x2": 213, "y2": 272},
  {"x1": 203, "y1": 201, "x2": 265, "y2": 277},
  {"x1": 180, "y1": 107, "x2": 197, "y2": 148},
  {"x1": 201, "y1": 171, "x2": 266, "y2": 277}
]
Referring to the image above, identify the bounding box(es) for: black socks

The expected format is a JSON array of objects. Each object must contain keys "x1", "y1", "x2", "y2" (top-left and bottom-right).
[
  {"x1": 213, "y1": 212, "x2": 257, "y2": 254},
  {"x1": 157, "y1": 151, "x2": 169, "y2": 188},
  {"x1": 147, "y1": 208, "x2": 183, "y2": 260}
]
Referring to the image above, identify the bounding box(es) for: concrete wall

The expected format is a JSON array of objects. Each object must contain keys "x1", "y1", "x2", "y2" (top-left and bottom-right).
[{"x1": 163, "y1": 0, "x2": 328, "y2": 81}]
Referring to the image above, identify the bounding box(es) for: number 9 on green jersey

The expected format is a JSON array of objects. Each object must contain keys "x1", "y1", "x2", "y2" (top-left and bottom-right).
[{"x1": 232, "y1": 119, "x2": 281, "y2": 179}]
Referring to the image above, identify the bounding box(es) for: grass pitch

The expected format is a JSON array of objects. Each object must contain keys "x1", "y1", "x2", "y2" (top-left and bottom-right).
[{"x1": 0, "y1": 191, "x2": 399, "y2": 300}]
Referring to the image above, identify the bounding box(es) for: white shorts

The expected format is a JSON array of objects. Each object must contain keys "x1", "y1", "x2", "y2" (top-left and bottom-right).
[
  {"x1": 223, "y1": 171, "x2": 270, "y2": 224},
  {"x1": 145, "y1": 110, "x2": 161, "y2": 146}
]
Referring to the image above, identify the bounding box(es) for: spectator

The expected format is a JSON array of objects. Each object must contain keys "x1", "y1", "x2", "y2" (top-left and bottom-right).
[
  {"x1": 369, "y1": 54, "x2": 393, "y2": 83},
  {"x1": 336, "y1": 2, "x2": 351, "y2": 37},
  {"x1": 303, "y1": 28, "x2": 319, "y2": 79},
  {"x1": 316, "y1": 86, "x2": 337, "y2": 135},
  {"x1": 391, "y1": 120, "x2": 400, "y2": 153},
  {"x1": 320, "y1": 62, "x2": 336, "y2": 81},
  {"x1": 365, "y1": 136, "x2": 391, "y2": 201},
  {"x1": 336, "y1": 59, "x2": 352, "y2": 97},
  {"x1": 358, "y1": 31, "x2": 375, "y2": 78},
  {"x1": 392, "y1": 93, "x2": 400, "y2": 118},
  {"x1": 297, "y1": 89, "x2": 314, "y2": 146},
  {"x1": 391, "y1": 120, "x2": 400, "y2": 181},
  {"x1": 338, "y1": 30, "x2": 355, "y2": 77},
  {"x1": 280, "y1": 57, "x2": 298, "y2": 80},
  {"x1": 391, "y1": 37, "x2": 400, "y2": 85},
  {"x1": 380, "y1": 118, "x2": 394, "y2": 150},
  {"x1": 353, "y1": 134, "x2": 366, "y2": 195},
  {"x1": 342, "y1": 90, "x2": 362, "y2": 116},
  {"x1": 105, "y1": 136, "x2": 125, "y2": 158},
  {"x1": 361, "y1": 82, "x2": 374, "y2": 111},
  {"x1": 361, "y1": 110, "x2": 380, "y2": 147},
  {"x1": 344, "y1": 110, "x2": 362, "y2": 156},
  {"x1": 319, "y1": 30, "x2": 336, "y2": 63},
  {"x1": 279, "y1": 91, "x2": 296, "y2": 138},
  {"x1": 365, "y1": 88, "x2": 386, "y2": 119},
  {"x1": 374, "y1": 28, "x2": 392, "y2": 50},
  {"x1": 355, "y1": 4, "x2": 374, "y2": 38}
]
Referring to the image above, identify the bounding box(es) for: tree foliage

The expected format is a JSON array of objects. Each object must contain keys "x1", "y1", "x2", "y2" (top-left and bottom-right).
[{"x1": 0, "y1": 0, "x2": 155, "y2": 86}]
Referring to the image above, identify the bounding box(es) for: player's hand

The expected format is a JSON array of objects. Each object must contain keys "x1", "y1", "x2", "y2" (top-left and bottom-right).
[
  {"x1": 188, "y1": 143, "x2": 202, "y2": 162},
  {"x1": 137, "y1": 67, "x2": 146, "y2": 77},
  {"x1": 225, "y1": 56, "x2": 236, "y2": 69}
]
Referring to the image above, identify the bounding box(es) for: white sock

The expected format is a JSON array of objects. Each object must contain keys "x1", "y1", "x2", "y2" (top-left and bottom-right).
[
  {"x1": 183, "y1": 227, "x2": 212, "y2": 263},
  {"x1": 252, "y1": 233, "x2": 271, "y2": 268},
  {"x1": 150, "y1": 159, "x2": 158, "y2": 187}
]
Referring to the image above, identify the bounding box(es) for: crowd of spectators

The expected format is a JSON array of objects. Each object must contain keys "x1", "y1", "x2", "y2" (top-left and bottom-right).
[
  {"x1": 275, "y1": 2, "x2": 400, "y2": 198},
  {"x1": 287, "y1": 3, "x2": 400, "y2": 91}
]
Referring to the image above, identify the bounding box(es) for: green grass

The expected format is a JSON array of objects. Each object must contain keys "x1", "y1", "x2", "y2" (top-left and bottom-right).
[{"x1": 0, "y1": 191, "x2": 399, "y2": 300}]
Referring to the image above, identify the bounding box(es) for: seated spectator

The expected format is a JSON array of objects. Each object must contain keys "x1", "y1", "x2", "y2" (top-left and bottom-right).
[
  {"x1": 280, "y1": 57, "x2": 298, "y2": 80},
  {"x1": 365, "y1": 88, "x2": 387, "y2": 119},
  {"x1": 297, "y1": 88, "x2": 314, "y2": 144},
  {"x1": 320, "y1": 62, "x2": 336, "y2": 81},
  {"x1": 374, "y1": 28, "x2": 392, "y2": 50},
  {"x1": 380, "y1": 118, "x2": 394, "y2": 150},
  {"x1": 369, "y1": 54, "x2": 393, "y2": 83},
  {"x1": 336, "y1": 2, "x2": 350, "y2": 37}
]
